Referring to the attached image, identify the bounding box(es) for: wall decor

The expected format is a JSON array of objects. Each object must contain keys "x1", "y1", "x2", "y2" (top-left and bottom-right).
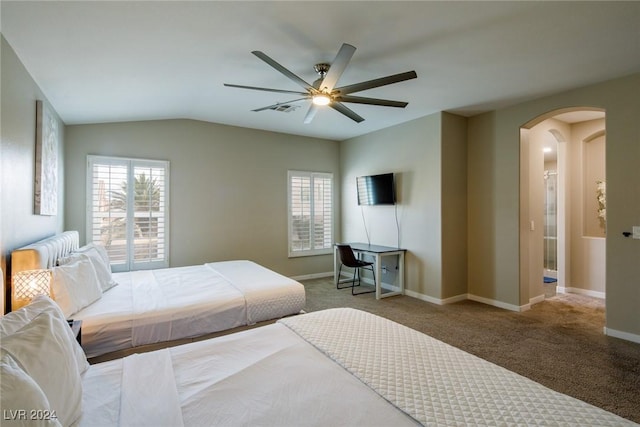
[
  {"x1": 596, "y1": 180, "x2": 606, "y2": 232},
  {"x1": 34, "y1": 100, "x2": 58, "y2": 215}
]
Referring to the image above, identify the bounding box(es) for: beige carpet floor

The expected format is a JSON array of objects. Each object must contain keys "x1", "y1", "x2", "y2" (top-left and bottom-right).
[{"x1": 301, "y1": 277, "x2": 640, "y2": 423}]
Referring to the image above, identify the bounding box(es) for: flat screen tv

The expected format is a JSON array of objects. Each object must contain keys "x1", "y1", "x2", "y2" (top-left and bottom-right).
[{"x1": 357, "y1": 173, "x2": 396, "y2": 205}]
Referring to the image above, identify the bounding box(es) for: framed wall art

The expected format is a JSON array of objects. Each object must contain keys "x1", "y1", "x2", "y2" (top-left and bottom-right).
[{"x1": 34, "y1": 100, "x2": 59, "y2": 215}]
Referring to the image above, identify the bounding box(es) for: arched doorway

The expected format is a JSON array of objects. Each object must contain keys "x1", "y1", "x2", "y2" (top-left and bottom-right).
[{"x1": 520, "y1": 108, "x2": 606, "y2": 307}]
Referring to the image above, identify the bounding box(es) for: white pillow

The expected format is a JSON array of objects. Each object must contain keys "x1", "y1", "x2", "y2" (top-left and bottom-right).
[
  {"x1": 75, "y1": 243, "x2": 108, "y2": 263},
  {"x1": 0, "y1": 351, "x2": 62, "y2": 427},
  {"x1": 74, "y1": 243, "x2": 118, "y2": 292},
  {"x1": 0, "y1": 295, "x2": 89, "y2": 375},
  {"x1": 51, "y1": 256, "x2": 102, "y2": 318},
  {"x1": 59, "y1": 248, "x2": 117, "y2": 293},
  {"x1": 1, "y1": 311, "x2": 83, "y2": 427}
]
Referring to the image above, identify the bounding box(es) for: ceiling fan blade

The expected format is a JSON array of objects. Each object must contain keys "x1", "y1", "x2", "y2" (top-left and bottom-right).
[
  {"x1": 224, "y1": 83, "x2": 308, "y2": 96},
  {"x1": 335, "y1": 95, "x2": 408, "y2": 108},
  {"x1": 303, "y1": 104, "x2": 319, "y2": 124},
  {"x1": 334, "y1": 71, "x2": 417, "y2": 95},
  {"x1": 318, "y1": 43, "x2": 356, "y2": 92},
  {"x1": 252, "y1": 98, "x2": 309, "y2": 112},
  {"x1": 329, "y1": 101, "x2": 365, "y2": 123},
  {"x1": 252, "y1": 51, "x2": 315, "y2": 92}
]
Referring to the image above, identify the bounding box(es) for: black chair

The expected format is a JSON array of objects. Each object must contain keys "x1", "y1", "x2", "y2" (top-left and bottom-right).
[{"x1": 335, "y1": 244, "x2": 375, "y2": 295}]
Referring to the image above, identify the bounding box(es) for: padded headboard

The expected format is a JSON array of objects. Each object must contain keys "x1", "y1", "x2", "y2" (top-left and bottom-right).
[{"x1": 11, "y1": 231, "x2": 80, "y2": 274}]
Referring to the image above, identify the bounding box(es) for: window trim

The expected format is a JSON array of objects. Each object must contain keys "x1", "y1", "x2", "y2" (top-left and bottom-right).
[
  {"x1": 86, "y1": 155, "x2": 170, "y2": 271},
  {"x1": 287, "y1": 170, "x2": 334, "y2": 258}
]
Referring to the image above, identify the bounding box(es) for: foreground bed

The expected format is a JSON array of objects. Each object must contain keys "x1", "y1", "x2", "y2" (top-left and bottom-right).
[
  {"x1": 1, "y1": 299, "x2": 634, "y2": 426},
  {"x1": 10, "y1": 232, "x2": 305, "y2": 358}
]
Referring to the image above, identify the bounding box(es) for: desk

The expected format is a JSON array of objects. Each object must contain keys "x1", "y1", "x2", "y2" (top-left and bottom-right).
[{"x1": 334, "y1": 243, "x2": 406, "y2": 300}]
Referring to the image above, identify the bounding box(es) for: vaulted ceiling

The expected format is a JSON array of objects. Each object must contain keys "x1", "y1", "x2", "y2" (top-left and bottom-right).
[{"x1": 2, "y1": 1, "x2": 639, "y2": 141}]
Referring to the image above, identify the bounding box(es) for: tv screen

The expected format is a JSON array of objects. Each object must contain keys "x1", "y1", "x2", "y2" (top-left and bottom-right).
[{"x1": 357, "y1": 173, "x2": 396, "y2": 205}]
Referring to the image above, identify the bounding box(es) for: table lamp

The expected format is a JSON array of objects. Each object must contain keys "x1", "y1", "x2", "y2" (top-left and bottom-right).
[{"x1": 12, "y1": 269, "x2": 52, "y2": 310}]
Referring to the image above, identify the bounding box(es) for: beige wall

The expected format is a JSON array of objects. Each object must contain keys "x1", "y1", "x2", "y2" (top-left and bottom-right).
[
  {"x1": 341, "y1": 113, "x2": 442, "y2": 298},
  {"x1": 579, "y1": 122, "x2": 606, "y2": 238},
  {"x1": 64, "y1": 119, "x2": 339, "y2": 278},
  {"x1": 0, "y1": 36, "x2": 65, "y2": 313},
  {"x1": 468, "y1": 110, "x2": 521, "y2": 306},
  {"x1": 569, "y1": 119, "x2": 606, "y2": 294},
  {"x1": 469, "y1": 73, "x2": 640, "y2": 340},
  {"x1": 440, "y1": 112, "x2": 468, "y2": 299},
  {"x1": 340, "y1": 112, "x2": 468, "y2": 302}
]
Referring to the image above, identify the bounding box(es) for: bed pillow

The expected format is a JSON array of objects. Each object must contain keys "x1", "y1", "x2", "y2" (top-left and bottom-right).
[
  {"x1": 0, "y1": 351, "x2": 62, "y2": 427},
  {"x1": 76, "y1": 243, "x2": 110, "y2": 265},
  {"x1": 0, "y1": 295, "x2": 56, "y2": 337},
  {"x1": 51, "y1": 256, "x2": 102, "y2": 318},
  {"x1": 0, "y1": 295, "x2": 89, "y2": 375},
  {"x1": 75, "y1": 243, "x2": 118, "y2": 291},
  {"x1": 1, "y1": 311, "x2": 83, "y2": 427},
  {"x1": 60, "y1": 245, "x2": 117, "y2": 293}
]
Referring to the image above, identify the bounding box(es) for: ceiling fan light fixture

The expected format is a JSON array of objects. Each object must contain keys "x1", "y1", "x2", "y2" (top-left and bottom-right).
[
  {"x1": 225, "y1": 43, "x2": 417, "y2": 123},
  {"x1": 312, "y1": 93, "x2": 331, "y2": 106}
]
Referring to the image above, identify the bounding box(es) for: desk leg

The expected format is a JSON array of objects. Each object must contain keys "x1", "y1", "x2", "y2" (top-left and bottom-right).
[
  {"x1": 333, "y1": 246, "x2": 338, "y2": 286},
  {"x1": 375, "y1": 253, "x2": 382, "y2": 300},
  {"x1": 399, "y1": 251, "x2": 405, "y2": 295},
  {"x1": 377, "y1": 251, "x2": 405, "y2": 299}
]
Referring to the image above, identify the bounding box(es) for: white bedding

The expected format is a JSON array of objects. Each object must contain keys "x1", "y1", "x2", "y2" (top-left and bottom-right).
[
  {"x1": 78, "y1": 308, "x2": 635, "y2": 426},
  {"x1": 80, "y1": 318, "x2": 417, "y2": 427},
  {"x1": 74, "y1": 260, "x2": 305, "y2": 358}
]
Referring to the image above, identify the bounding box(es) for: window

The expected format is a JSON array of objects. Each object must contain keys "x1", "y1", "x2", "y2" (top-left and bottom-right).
[
  {"x1": 288, "y1": 171, "x2": 333, "y2": 257},
  {"x1": 87, "y1": 155, "x2": 169, "y2": 271}
]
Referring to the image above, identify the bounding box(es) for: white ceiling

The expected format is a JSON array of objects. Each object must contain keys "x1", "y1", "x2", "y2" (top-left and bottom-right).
[{"x1": 2, "y1": 1, "x2": 639, "y2": 141}]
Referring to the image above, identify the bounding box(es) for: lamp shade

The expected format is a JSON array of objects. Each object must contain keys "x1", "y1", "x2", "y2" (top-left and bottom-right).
[{"x1": 12, "y1": 269, "x2": 51, "y2": 310}]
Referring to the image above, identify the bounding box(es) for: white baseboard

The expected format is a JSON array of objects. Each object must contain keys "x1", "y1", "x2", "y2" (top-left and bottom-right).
[
  {"x1": 440, "y1": 293, "x2": 468, "y2": 305},
  {"x1": 291, "y1": 271, "x2": 334, "y2": 281},
  {"x1": 403, "y1": 289, "x2": 446, "y2": 305},
  {"x1": 558, "y1": 286, "x2": 605, "y2": 299},
  {"x1": 403, "y1": 290, "x2": 469, "y2": 306},
  {"x1": 530, "y1": 294, "x2": 546, "y2": 306},
  {"x1": 404, "y1": 291, "x2": 524, "y2": 311},
  {"x1": 397, "y1": 287, "x2": 528, "y2": 312},
  {"x1": 401, "y1": 289, "x2": 526, "y2": 311},
  {"x1": 604, "y1": 327, "x2": 640, "y2": 344},
  {"x1": 468, "y1": 294, "x2": 524, "y2": 312}
]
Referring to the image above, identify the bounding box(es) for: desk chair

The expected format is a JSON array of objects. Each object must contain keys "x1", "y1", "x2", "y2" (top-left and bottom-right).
[{"x1": 335, "y1": 244, "x2": 375, "y2": 295}]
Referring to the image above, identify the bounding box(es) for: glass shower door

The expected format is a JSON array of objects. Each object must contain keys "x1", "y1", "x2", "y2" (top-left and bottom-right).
[{"x1": 543, "y1": 170, "x2": 557, "y2": 276}]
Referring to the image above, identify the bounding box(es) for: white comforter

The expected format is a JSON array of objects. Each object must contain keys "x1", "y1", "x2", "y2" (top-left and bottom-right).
[
  {"x1": 74, "y1": 261, "x2": 305, "y2": 358},
  {"x1": 80, "y1": 316, "x2": 417, "y2": 427},
  {"x1": 78, "y1": 308, "x2": 635, "y2": 426}
]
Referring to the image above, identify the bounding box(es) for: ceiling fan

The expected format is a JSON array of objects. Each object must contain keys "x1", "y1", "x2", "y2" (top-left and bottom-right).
[{"x1": 224, "y1": 43, "x2": 417, "y2": 124}]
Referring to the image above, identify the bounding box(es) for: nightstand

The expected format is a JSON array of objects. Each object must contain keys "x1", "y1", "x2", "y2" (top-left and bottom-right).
[{"x1": 67, "y1": 319, "x2": 82, "y2": 345}]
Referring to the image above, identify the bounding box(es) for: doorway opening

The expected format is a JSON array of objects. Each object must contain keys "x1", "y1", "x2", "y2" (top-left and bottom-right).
[
  {"x1": 520, "y1": 108, "x2": 606, "y2": 307},
  {"x1": 543, "y1": 164, "x2": 558, "y2": 297}
]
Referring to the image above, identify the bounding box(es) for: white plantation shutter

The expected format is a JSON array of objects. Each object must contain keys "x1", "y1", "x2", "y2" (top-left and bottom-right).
[
  {"x1": 288, "y1": 171, "x2": 333, "y2": 257},
  {"x1": 88, "y1": 158, "x2": 129, "y2": 267},
  {"x1": 87, "y1": 156, "x2": 169, "y2": 271},
  {"x1": 313, "y1": 175, "x2": 333, "y2": 249}
]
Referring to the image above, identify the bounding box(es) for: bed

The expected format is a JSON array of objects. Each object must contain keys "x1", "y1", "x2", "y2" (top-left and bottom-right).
[
  {"x1": 10, "y1": 231, "x2": 305, "y2": 358},
  {"x1": 1, "y1": 298, "x2": 635, "y2": 427}
]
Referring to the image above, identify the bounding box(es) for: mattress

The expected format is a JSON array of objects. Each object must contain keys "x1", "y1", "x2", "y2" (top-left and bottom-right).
[
  {"x1": 74, "y1": 260, "x2": 305, "y2": 358},
  {"x1": 78, "y1": 308, "x2": 635, "y2": 426}
]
